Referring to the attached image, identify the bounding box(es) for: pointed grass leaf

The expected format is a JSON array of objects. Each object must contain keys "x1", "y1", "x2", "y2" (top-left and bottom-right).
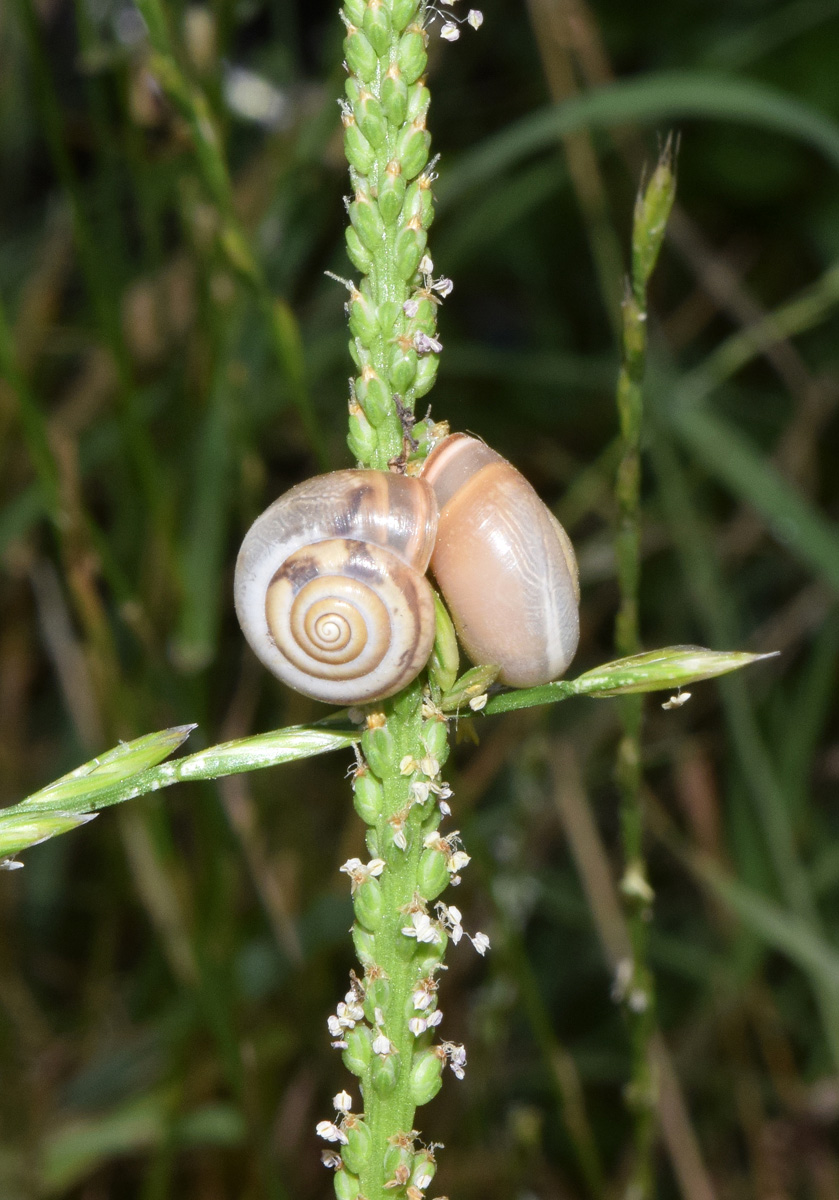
[
  {"x1": 21, "y1": 726, "x2": 197, "y2": 809},
  {"x1": 484, "y1": 647, "x2": 778, "y2": 714},
  {"x1": 0, "y1": 812, "x2": 98, "y2": 861},
  {"x1": 574, "y1": 647, "x2": 780, "y2": 696}
]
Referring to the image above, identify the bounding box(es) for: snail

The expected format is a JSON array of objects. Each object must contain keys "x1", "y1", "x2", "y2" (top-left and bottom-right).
[
  {"x1": 420, "y1": 433, "x2": 580, "y2": 688},
  {"x1": 234, "y1": 470, "x2": 438, "y2": 705},
  {"x1": 234, "y1": 434, "x2": 579, "y2": 703}
]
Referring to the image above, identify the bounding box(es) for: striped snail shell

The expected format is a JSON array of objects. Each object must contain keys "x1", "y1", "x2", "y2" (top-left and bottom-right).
[
  {"x1": 421, "y1": 433, "x2": 580, "y2": 688},
  {"x1": 234, "y1": 471, "x2": 438, "y2": 705}
]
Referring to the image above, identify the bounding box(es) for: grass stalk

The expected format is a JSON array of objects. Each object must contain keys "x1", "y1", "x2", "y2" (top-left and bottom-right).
[
  {"x1": 613, "y1": 140, "x2": 676, "y2": 1198},
  {"x1": 132, "y1": 0, "x2": 328, "y2": 468},
  {"x1": 315, "y1": 5, "x2": 477, "y2": 1198}
]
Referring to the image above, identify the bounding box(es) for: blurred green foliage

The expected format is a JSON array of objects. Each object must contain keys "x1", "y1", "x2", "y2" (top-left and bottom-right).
[{"x1": 1, "y1": 0, "x2": 839, "y2": 1196}]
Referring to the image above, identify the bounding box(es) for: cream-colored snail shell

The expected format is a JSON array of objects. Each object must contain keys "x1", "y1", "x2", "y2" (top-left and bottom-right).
[
  {"x1": 234, "y1": 471, "x2": 439, "y2": 705},
  {"x1": 421, "y1": 433, "x2": 580, "y2": 688}
]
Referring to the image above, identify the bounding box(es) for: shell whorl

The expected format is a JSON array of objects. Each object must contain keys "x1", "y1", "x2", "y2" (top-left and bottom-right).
[
  {"x1": 421, "y1": 433, "x2": 580, "y2": 687},
  {"x1": 234, "y1": 471, "x2": 438, "y2": 704}
]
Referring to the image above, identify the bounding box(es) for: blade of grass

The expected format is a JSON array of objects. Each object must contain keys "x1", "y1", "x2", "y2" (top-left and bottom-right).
[{"x1": 437, "y1": 71, "x2": 839, "y2": 213}]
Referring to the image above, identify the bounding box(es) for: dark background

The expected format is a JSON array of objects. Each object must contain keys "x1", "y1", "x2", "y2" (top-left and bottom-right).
[{"x1": 1, "y1": 0, "x2": 839, "y2": 1196}]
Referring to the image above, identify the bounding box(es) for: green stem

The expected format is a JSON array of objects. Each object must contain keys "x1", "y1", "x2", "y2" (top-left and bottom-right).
[
  {"x1": 614, "y1": 140, "x2": 676, "y2": 1199},
  {"x1": 320, "y1": 6, "x2": 474, "y2": 1198}
]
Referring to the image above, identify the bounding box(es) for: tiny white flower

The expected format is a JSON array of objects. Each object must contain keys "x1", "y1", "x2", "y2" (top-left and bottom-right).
[
  {"x1": 419, "y1": 254, "x2": 434, "y2": 274},
  {"x1": 327, "y1": 1015, "x2": 342, "y2": 1037},
  {"x1": 400, "y1": 754, "x2": 418, "y2": 775},
  {"x1": 331, "y1": 1039, "x2": 348, "y2": 1050},
  {"x1": 414, "y1": 1173, "x2": 433, "y2": 1189},
  {"x1": 367, "y1": 858, "x2": 386, "y2": 877},
  {"x1": 321, "y1": 1149, "x2": 343, "y2": 1169},
  {"x1": 413, "y1": 985, "x2": 434, "y2": 1010},
  {"x1": 433, "y1": 277, "x2": 454, "y2": 297},
  {"x1": 414, "y1": 331, "x2": 443, "y2": 355},
  {"x1": 333, "y1": 1090, "x2": 352, "y2": 1113},
  {"x1": 373, "y1": 1032, "x2": 394, "y2": 1056},
  {"x1": 439, "y1": 798, "x2": 452, "y2": 817},
  {"x1": 409, "y1": 1017, "x2": 427, "y2": 1036},
  {"x1": 393, "y1": 826, "x2": 408, "y2": 851},
  {"x1": 448, "y1": 850, "x2": 471, "y2": 873},
  {"x1": 316, "y1": 1120, "x2": 348, "y2": 1145},
  {"x1": 410, "y1": 780, "x2": 431, "y2": 805},
  {"x1": 470, "y1": 931, "x2": 491, "y2": 956},
  {"x1": 468, "y1": 693, "x2": 488, "y2": 711},
  {"x1": 467, "y1": 9, "x2": 483, "y2": 28},
  {"x1": 374, "y1": 1007, "x2": 385, "y2": 1026},
  {"x1": 426, "y1": 1009, "x2": 443, "y2": 1027},
  {"x1": 446, "y1": 1042, "x2": 467, "y2": 1079},
  {"x1": 340, "y1": 856, "x2": 363, "y2": 876},
  {"x1": 440, "y1": 21, "x2": 460, "y2": 40},
  {"x1": 420, "y1": 754, "x2": 440, "y2": 778},
  {"x1": 403, "y1": 298, "x2": 420, "y2": 317},
  {"x1": 403, "y1": 911, "x2": 442, "y2": 944}
]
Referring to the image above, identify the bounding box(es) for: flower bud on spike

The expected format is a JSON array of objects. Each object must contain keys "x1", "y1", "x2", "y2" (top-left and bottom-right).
[
  {"x1": 395, "y1": 226, "x2": 427, "y2": 280},
  {"x1": 423, "y1": 716, "x2": 449, "y2": 761},
  {"x1": 378, "y1": 163, "x2": 406, "y2": 224},
  {"x1": 353, "y1": 767, "x2": 384, "y2": 824},
  {"x1": 389, "y1": 0, "x2": 419, "y2": 31},
  {"x1": 372, "y1": 1053, "x2": 399, "y2": 1095},
  {"x1": 352, "y1": 923, "x2": 377, "y2": 967},
  {"x1": 353, "y1": 875, "x2": 384, "y2": 932},
  {"x1": 405, "y1": 82, "x2": 430, "y2": 124},
  {"x1": 364, "y1": 974, "x2": 392, "y2": 1020},
  {"x1": 409, "y1": 1048, "x2": 443, "y2": 1105},
  {"x1": 334, "y1": 1167, "x2": 361, "y2": 1200},
  {"x1": 411, "y1": 351, "x2": 439, "y2": 398},
  {"x1": 418, "y1": 847, "x2": 449, "y2": 900},
  {"x1": 345, "y1": 226, "x2": 373, "y2": 274},
  {"x1": 362, "y1": 1, "x2": 392, "y2": 55},
  {"x1": 411, "y1": 1150, "x2": 437, "y2": 1189},
  {"x1": 388, "y1": 341, "x2": 418, "y2": 392},
  {"x1": 383, "y1": 1140, "x2": 415, "y2": 1180},
  {"x1": 342, "y1": 1119, "x2": 373, "y2": 1175},
  {"x1": 348, "y1": 401, "x2": 378, "y2": 463},
  {"x1": 342, "y1": 0, "x2": 365, "y2": 24},
  {"x1": 362, "y1": 722, "x2": 397, "y2": 776},
  {"x1": 355, "y1": 90, "x2": 388, "y2": 149},
  {"x1": 381, "y1": 67, "x2": 408, "y2": 125},
  {"x1": 395, "y1": 124, "x2": 431, "y2": 181},
  {"x1": 365, "y1": 827, "x2": 380, "y2": 857},
  {"x1": 343, "y1": 117, "x2": 376, "y2": 175},
  {"x1": 343, "y1": 1025, "x2": 373, "y2": 1076},
  {"x1": 350, "y1": 194, "x2": 386, "y2": 253},
  {"x1": 407, "y1": 295, "x2": 436, "y2": 331},
  {"x1": 403, "y1": 178, "x2": 433, "y2": 227},
  {"x1": 348, "y1": 290, "x2": 379, "y2": 344},
  {"x1": 344, "y1": 28, "x2": 379, "y2": 83},
  {"x1": 397, "y1": 27, "x2": 428, "y2": 84},
  {"x1": 428, "y1": 593, "x2": 459, "y2": 694}
]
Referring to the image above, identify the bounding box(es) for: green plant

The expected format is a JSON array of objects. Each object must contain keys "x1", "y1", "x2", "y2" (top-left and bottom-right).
[{"x1": 0, "y1": 6, "x2": 782, "y2": 1199}]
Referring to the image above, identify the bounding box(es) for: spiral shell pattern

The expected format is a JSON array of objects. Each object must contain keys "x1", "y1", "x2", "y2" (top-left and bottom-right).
[{"x1": 234, "y1": 471, "x2": 438, "y2": 704}]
